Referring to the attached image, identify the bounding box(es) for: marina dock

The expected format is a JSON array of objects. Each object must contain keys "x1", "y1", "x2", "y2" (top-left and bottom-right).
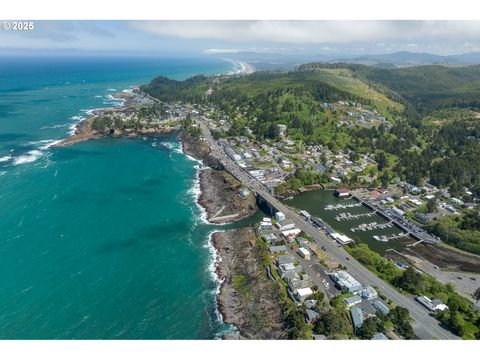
[
  {"x1": 335, "y1": 212, "x2": 376, "y2": 221},
  {"x1": 349, "y1": 193, "x2": 440, "y2": 244},
  {"x1": 373, "y1": 233, "x2": 409, "y2": 242},
  {"x1": 350, "y1": 221, "x2": 394, "y2": 232},
  {"x1": 324, "y1": 202, "x2": 362, "y2": 211}
]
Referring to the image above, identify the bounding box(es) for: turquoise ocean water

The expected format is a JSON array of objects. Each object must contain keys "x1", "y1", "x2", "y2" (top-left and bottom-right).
[{"x1": 0, "y1": 56, "x2": 235, "y2": 339}]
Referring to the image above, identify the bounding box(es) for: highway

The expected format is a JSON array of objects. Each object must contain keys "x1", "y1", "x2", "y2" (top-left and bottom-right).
[{"x1": 196, "y1": 117, "x2": 458, "y2": 340}]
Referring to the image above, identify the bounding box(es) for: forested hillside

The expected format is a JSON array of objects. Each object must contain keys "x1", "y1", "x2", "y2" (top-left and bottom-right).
[
  {"x1": 299, "y1": 62, "x2": 480, "y2": 116},
  {"x1": 142, "y1": 63, "x2": 480, "y2": 195}
]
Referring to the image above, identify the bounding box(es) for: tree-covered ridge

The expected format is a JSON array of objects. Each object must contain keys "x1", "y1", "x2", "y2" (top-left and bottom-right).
[
  {"x1": 299, "y1": 62, "x2": 480, "y2": 116},
  {"x1": 140, "y1": 75, "x2": 210, "y2": 103},
  {"x1": 141, "y1": 64, "x2": 480, "y2": 194}
]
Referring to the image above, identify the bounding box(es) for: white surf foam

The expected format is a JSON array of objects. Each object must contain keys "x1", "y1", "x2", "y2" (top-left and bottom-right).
[
  {"x1": 38, "y1": 139, "x2": 62, "y2": 150},
  {"x1": 40, "y1": 123, "x2": 70, "y2": 130},
  {"x1": 204, "y1": 230, "x2": 238, "y2": 338},
  {"x1": 13, "y1": 150, "x2": 43, "y2": 165}
]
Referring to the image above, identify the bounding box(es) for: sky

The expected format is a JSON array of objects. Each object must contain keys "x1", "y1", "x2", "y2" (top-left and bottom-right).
[{"x1": 2, "y1": 20, "x2": 480, "y2": 57}]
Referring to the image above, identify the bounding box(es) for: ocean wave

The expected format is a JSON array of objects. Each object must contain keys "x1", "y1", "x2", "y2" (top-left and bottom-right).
[
  {"x1": 38, "y1": 139, "x2": 62, "y2": 150},
  {"x1": 122, "y1": 87, "x2": 135, "y2": 94},
  {"x1": 105, "y1": 94, "x2": 127, "y2": 107},
  {"x1": 13, "y1": 150, "x2": 43, "y2": 165},
  {"x1": 0, "y1": 156, "x2": 12, "y2": 162},
  {"x1": 67, "y1": 115, "x2": 87, "y2": 135},
  {"x1": 204, "y1": 230, "x2": 238, "y2": 338},
  {"x1": 224, "y1": 59, "x2": 254, "y2": 75},
  {"x1": 159, "y1": 141, "x2": 183, "y2": 154},
  {"x1": 40, "y1": 123, "x2": 70, "y2": 130},
  {"x1": 26, "y1": 139, "x2": 62, "y2": 150},
  {"x1": 205, "y1": 231, "x2": 225, "y2": 320},
  {"x1": 107, "y1": 88, "x2": 117, "y2": 92},
  {"x1": 80, "y1": 108, "x2": 102, "y2": 116},
  {"x1": 188, "y1": 163, "x2": 212, "y2": 225}
]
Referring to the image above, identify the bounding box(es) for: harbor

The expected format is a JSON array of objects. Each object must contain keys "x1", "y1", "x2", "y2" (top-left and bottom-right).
[
  {"x1": 324, "y1": 202, "x2": 362, "y2": 211},
  {"x1": 284, "y1": 189, "x2": 415, "y2": 254},
  {"x1": 350, "y1": 221, "x2": 394, "y2": 232},
  {"x1": 335, "y1": 211, "x2": 376, "y2": 221}
]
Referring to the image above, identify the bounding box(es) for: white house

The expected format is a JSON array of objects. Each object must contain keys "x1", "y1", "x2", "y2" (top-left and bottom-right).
[
  {"x1": 275, "y1": 211, "x2": 286, "y2": 221},
  {"x1": 298, "y1": 247, "x2": 311, "y2": 261}
]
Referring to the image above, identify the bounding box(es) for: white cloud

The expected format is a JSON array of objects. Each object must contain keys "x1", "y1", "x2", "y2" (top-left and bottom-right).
[
  {"x1": 204, "y1": 47, "x2": 289, "y2": 54},
  {"x1": 129, "y1": 20, "x2": 480, "y2": 44}
]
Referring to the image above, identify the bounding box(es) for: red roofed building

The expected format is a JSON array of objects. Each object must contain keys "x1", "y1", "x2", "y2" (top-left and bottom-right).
[
  {"x1": 370, "y1": 190, "x2": 381, "y2": 199},
  {"x1": 334, "y1": 188, "x2": 350, "y2": 197}
]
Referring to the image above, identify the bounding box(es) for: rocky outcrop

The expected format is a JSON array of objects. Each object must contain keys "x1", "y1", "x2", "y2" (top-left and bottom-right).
[
  {"x1": 179, "y1": 129, "x2": 257, "y2": 224},
  {"x1": 199, "y1": 168, "x2": 256, "y2": 224},
  {"x1": 212, "y1": 228, "x2": 287, "y2": 339},
  {"x1": 178, "y1": 130, "x2": 221, "y2": 169}
]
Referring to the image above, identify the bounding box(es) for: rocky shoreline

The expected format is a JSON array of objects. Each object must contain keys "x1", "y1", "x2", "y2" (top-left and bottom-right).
[
  {"x1": 54, "y1": 89, "x2": 279, "y2": 338},
  {"x1": 180, "y1": 131, "x2": 287, "y2": 338},
  {"x1": 55, "y1": 119, "x2": 181, "y2": 148},
  {"x1": 179, "y1": 131, "x2": 256, "y2": 224},
  {"x1": 211, "y1": 228, "x2": 287, "y2": 339},
  {"x1": 54, "y1": 89, "x2": 181, "y2": 148}
]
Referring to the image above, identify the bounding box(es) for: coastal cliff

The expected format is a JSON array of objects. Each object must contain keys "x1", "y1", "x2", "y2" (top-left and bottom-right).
[
  {"x1": 179, "y1": 131, "x2": 257, "y2": 224},
  {"x1": 178, "y1": 130, "x2": 221, "y2": 170},
  {"x1": 198, "y1": 169, "x2": 256, "y2": 224},
  {"x1": 179, "y1": 130, "x2": 287, "y2": 338},
  {"x1": 55, "y1": 89, "x2": 181, "y2": 147},
  {"x1": 212, "y1": 228, "x2": 287, "y2": 339}
]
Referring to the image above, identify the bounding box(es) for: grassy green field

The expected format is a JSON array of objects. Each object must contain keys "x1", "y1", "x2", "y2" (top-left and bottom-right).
[{"x1": 306, "y1": 68, "x2": 404, "y2": 114}]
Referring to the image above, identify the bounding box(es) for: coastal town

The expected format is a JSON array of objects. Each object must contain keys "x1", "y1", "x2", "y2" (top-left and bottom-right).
[{"x1": 62, "y1": 79, "x2": 480, "y2": 340}]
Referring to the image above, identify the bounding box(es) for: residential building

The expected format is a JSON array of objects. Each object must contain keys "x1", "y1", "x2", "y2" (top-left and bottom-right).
[
  {"x1": 281, "y1": 228, "x2": 302, "y2": 240},
  {"x1": 360, "y1": 286, "x2": 378, "y2": 300},
  {"x1": 304, "y1": 299, "x2": 317, "y2": 309},
  {"x1": 350, "y1": 307, "x2": 364, "y2": 332},
  {"x1": 263, "y1": 232, "x2": 277, "y2": 243},
  {"x1": 298, "y1": 247, "x2": 311, "y2": 261},
  {"x1": 372, "y1": 333, "x2": 389, "y2": 340},
  {"x1": 294, "y1": 287, "x2": 313, "y2": 302},
  {"x1": 269, "y1": 245, "x2": 287, "y2": 254},
  {"x1": 330, "y1": 270, "x2": 362, "y2": 293},
  {"x1": 335, "y1": 188, "x2": 350, "y2": 197},
  {"x1": 305, "y1": 309, "x2": 319, "y2": 324},
  {"x1": 275, "y1": 211, "x2": 286, "y2": 221},
  {"x1": 344, "y1": 295, "x2": 362, "y2": 307},
  {"x1": 372, "y1": 300, "x2": 390, "y2": 316},
  {"x1": 416, "y1": 296, "x2": 449, "y2": 312},
  {"x1": 276, "y1": 255, "x2": 294, "y2": 266}
]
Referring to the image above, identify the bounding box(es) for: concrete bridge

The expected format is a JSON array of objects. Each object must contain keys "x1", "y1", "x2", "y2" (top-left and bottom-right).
[{"x1": 195, "y1": 115, "x2": 457, "y2": 340}]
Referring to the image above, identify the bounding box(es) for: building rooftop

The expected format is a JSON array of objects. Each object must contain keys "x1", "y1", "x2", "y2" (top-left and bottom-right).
[
  {"x1": 372, "y1": 332, "x2": 389, "y2": 340},
  {"x1": 350, "y1": 307, "x2": 364, "y2": 329},
  {"x1": 373, "y1": 300, "x2": 390, "y2": 315},
  {"x1": 296, "y1": 287, "x2": 313, "y2": 298},
  {"x1": 276, "y1": 255, "x2": 294, "y2": 266},
  {"x1": 360, "y1": 286, "x2": 378, "y2": 299},
  {"x1": 269, "y1": 245, "x2": 287, "y2": 253},
  {"x1": 331, "y1": 270, "x2": 362, "y2": 291},
  {"x1": 344, "y1": 295, "x2": 362, "y2": 307}
]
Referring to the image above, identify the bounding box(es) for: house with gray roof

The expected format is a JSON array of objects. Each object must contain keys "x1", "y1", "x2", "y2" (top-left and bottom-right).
[
  {"x1": 372, "y1": 332, "x2": 389, "y2": 340},
  {"x1": 373, "y1": 299, "x2": 390, "y2": 315},
  {"x1": 350, "y1": 307, "x2": 364, "y2": 333}
]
